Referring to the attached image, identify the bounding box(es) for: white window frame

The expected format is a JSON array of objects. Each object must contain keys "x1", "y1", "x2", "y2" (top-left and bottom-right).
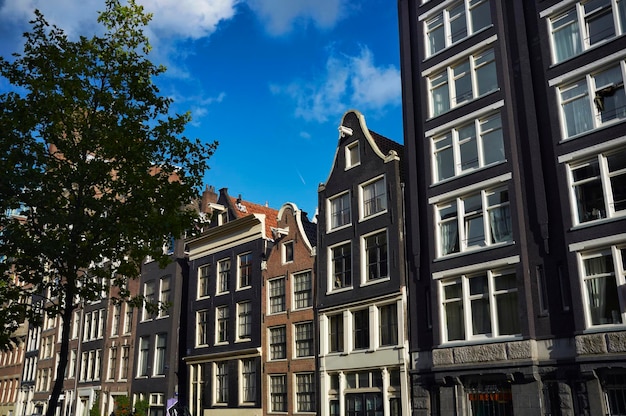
[
  {"x1": 345, "y1": 140, "x2": 361, "y2": 169},
  {"x1": 237, "y1": 252, "x2": 252, "y2": 290},
  {"x1": 158, "y1": 276, "x2": 170, "y2": 318},
  {"x1": 137, "y1": 336, "x2": 150, "y2": 377},
  {"x1": 431, "y1": 112, "x2": 505, "y2": 182},
  {"x1": 282, "y1": 240, "x2": 294, "y2": 264},
  {"x1": 268, "y1": 277, "x2": 286, "y2": 314},
  {"x1": 295, "y1": 372, "x2": 316, "y2": 413},
  {"x1": 153, "y1": 333, "x2": 167, "y2": 376},
  {"x1": 328, "y1": 241, "x2": 353, "y2": 292},
  {"x1": 361, "y1": 229, "x2": 389, "y2": 284},
  {"x1": 214, "y1": 361, "x2": 228, "y2": 405},
  {"x1": 328, "y1": 191, "x2": 352, "y2": 231},
  {"x1": 578, "y1": 245, "x2": 626, "y2": 328},
  {"x1": 294, "y1": 321, "x2": 314, "y2": 358},
  {"x1": 428, "y1": 48, "x2": 498, "y2": 117},
  {"x1": 359, "y1": 175, "x2": 387, "y2": 220},
  {"x1": 567, "y1": 147, "x2": 626, "y2": 225},
  {"x1": 435, "y1": 186, "x2": 513, "y2": 257},
  {"x1": 216, "y1": 259, "x2": 230, "y2": 295},
  {"x1": 557, "y1": 61, "x2": 626, "y2": 139},
  {"x1": 196, "y1": 310, "x2": 209, "y2": 347},
  {"x1": 198, "y1": 264, "x2": 211, "y2": 299},
  {"x1": 215, "y1": 306, "x2": 229, "y2": 344},
  {"x1": 547, "y1": 0, "x2": 626, "y2": 64},
  {"x1": 292, "y1": 270, "x2": 313, "y2": 310},
  {"x1": 439, "y1": 268, "x2": 521, "y2": 343},
  {"x1": 424, "y1": 0, "x2": 493, "y2": 57},
  {"x1": 270, "y1": 374, "x2": 287, "y2": 412},
  {"x1": 269, "y1": 325, "x2": 287, "y2": 361},
  {"x1": 240, "y1": 358, "x2": 256, "y2": 404},
  {"x1": 142, "y1": 281, "x2": 156, "y2": 321},
  {"x1": 236, "y1": 302, "x2": 252, "y2": 341}
]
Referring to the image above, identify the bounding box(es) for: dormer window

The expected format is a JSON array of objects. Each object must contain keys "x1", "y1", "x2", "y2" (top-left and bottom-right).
[{"x1": 346, "y1": 141, "x2": 360, "y2": 169}]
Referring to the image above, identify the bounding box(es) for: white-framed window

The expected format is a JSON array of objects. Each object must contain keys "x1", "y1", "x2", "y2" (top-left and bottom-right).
[
  {"x1": 379, "y1": 303, "x2": 399, "y2": 347},
  {"x1": 440, "y1": 269, "x2": 520, "y2": 342},
  {"x1": 548, "y1": 0, "x2": 626, "y2": 64},
  {"x1": 328, "y1": 192, "x2": 352, "y2": 230},
  {"x1": 237, "y1": 302, "x2": 252, "y2": 340},
  {"x1": 198, "y1": 264, "x2": 211, "y2": 298},
  {"x1": 432, "y1": 112, "x2": 505, "y2": 182},
  {"x1": 196, "y1": 310, "x2": 209, "y2": 346},
  {"x1": 238, "y1": 253, "x2": 252, "y2": 289},
  {"x1": 346, "y1": 141, "x2": 361, "y2": 168},
  {"x1": 353, "y1": 309, "x2": 370, "y2": 350},
  {"x1": 436, "y1": 186, "x2": 512, "y2": 256},
  {"x1": 68, "y1": 349, "x2": 77, "y2": 379},
  {"x1": 579, "y1": 246, "x2": 626, "y2": 327},
  {"x1": 361, "y1": 176, "x2": 387, "y2": 219},
  {"x1": 217, "y1": 259, "x2": 230, "y2": 294},
  {"x1": 296, "y1": 373, "x2": 316, "y2": 413},
  {"x1": 294, "y1": 321, "x2": 314, "y2": 358},
  {"x1": 270, "y1": 374, "x2": 287, "y2": 412},
  {"x1": 120, "y1": 345, "x2": 130, "y2": 380},
  {"x1": 425, "y1": 0, "x2": 492, "y2": 57},
  {"x1": 111, "y1": 304, "x2": 121, "y2": 336},
  {"x1": 293, "y1": 271, "x2": 312, "y2": 309},
  {"x1": 269, "y1": 326, "x2": 287, "y2": 360},
  {"x1": 283, "y1": 241, "x2": 294, "y2": 264},
  {"x1": 568, "y1": 148, "x2": 626, "y2": 224},
  {"x1": 330, "y1": 242, "x2": 352, "y2": 290},
  {"x1": 558, "y1": 61, "x2": 626, "y2": 138},
  {"x1": 107, "y1": 347, "x2": 117, "y2": 380},
  {"x1": 153, "y1": 333, "x2": 167, "y2": 376},
  {"x1": 215, "y1": 362, "x2": 228, "y2": 404},
  {"x1": 240, "y1": 358, "x2": 256, "y2": 404},
  {"x1": 158, "y1": 276, "x2": 171, "y2": 318},
  {"x1": 142, "y1": 281, "x2": 156, "y2": 321},
  {"x1": 269, "y1": 277, "x2": 286, "y2": 314},
  {"x1": 137, "y1": 336, "x2": 150, "y2": 377},
  {"x1": 124, "y1": 307, "x2": 133, "y2": 334},
  {"x1": 216, "y1": 306, "x2": 229, "y2": 344},
  {"x1": 429, "y1": 48, "x2": 498, "y2": 117},
  {"x1": 363, "y1": 230, "x2": 388, "y2": 282},
  {"x1": 329, "y1": 314, "x2": 344, "y2": 353}
]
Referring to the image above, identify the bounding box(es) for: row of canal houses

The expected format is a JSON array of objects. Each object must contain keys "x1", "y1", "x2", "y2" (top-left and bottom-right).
[{"x1": 0, "y1": 109, "x2": 410, "y2": 416}]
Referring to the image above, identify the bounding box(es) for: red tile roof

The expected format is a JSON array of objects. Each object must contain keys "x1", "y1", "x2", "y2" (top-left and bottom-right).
[{"x1": 228, "y1": 196, "x2": 279, "y2": 240}]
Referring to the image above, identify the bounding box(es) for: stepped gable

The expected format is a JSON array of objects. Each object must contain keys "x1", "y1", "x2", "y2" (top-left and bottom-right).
[{"x1": 228, "y1": 196, "x2": 279, "y2": 240}]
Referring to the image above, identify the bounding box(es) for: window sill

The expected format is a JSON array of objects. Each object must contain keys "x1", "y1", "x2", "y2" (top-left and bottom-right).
[
  {"x1": 359, "y1": 210, "x2": 387, "y2": 223},
  {"x1": 327, "y1": 286, "x2": 353, "y2": 295},
  {"x1": 559, "y1": 116, "x2": 626, "y2": 143},
  {"x1": 214, "y1": 341, "x2": 229, "y2": 346},
  {"x1": 235, "y1": 338, "x2": 251, "y2": 344},
  {"x1": 422, "y1": 25, "x2": 494, "y2": 63},
  {"x1": 215, "y1": 291, "x2": 229, "y2": 297},
  {"x1": 438, "y1": 334, "x2": 522, "y2": 348},
  {"x1": 570, "y1": 214, "x2": 626, "y2": 231},
  {"x1": 582, "y1": 324, "x2": 626, "y2": 334},
  {"x1": 236, "y1": 286, "x2": 251, "y2": 292},
  {"x1": 327, "y1": 223, "x2": 352, "y2": 234},
  {"x1": 361, "y1": 277, "x2": 391, "y2": 287},
  {"x1": 427, "y1": 89, "x2": 501, "y2": 121},
  {"x1": 434, "y1": 241, "x2": 515, "y2": 262},
  {"x1": 430, "y1": 160, "x2": 507, "y2": 188}
]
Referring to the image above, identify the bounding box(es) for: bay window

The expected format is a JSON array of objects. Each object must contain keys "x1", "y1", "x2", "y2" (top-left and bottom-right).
[
  {"x1": 559, "y1": 62, "x2": 626, "y2": 138},
  {"x1": 549, "y1": 0, "x2": 626, "y2": 63},
  {"x1": 432, "y1": 112, "x2": 505, "y2": 182},
  {"x1": 441, "y1": 269, "x2": 520, "y2": 342},
  {"x1": 569, "y1": 148, "x2": 626, "y2": 224},
  {"x1": 436, "y1": 186, "x2": 512, "y2": 256},
  {"x1": 429, "y1": 48, "x2": 498, "y2": 117},
  {"x1": 425, "y1": 0, "x2": 492, "y2": 56},
  {"x1": 580, "y1": 246, "x2": 625, "y2": 326}
]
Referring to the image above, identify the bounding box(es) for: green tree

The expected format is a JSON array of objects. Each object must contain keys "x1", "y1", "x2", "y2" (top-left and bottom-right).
[{"x1": 0, "y1": 1, "x2": 216, "y2": 415}]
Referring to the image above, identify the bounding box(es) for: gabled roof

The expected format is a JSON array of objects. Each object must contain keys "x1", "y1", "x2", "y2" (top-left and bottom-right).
[
  {"x1": 369, "y1": 129, "x2": 403, "y2": 157},
  {"x1": 226, "y1": 196, "x2": 279, "y2": 240}
]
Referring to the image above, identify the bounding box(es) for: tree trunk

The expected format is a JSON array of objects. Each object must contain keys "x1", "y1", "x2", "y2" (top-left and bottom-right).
[{"x1": 46, "y1": 295, "x2": 75, "y2": 416}]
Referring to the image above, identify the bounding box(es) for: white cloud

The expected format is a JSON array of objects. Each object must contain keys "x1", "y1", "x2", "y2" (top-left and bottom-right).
[
  {"x1": 245, "y1": 0, "x2": 348, "y2": 36},
  {"x1": 271, "y1": 46, "x2": 400, "y2": 123}
]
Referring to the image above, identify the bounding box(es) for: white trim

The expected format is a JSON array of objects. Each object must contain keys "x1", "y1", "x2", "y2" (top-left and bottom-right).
[
  {"x1": 418, "y1": 0, "x2": 455, "y2": 21},
  {"x1": 569, "y1": 234, "x2": 626, "y2": 252},
  {"x1": 548, "y1": 51, "x2": 626, "y2": 86},
  {"x1": 421, "y1": 35, "x2": 498, "y2": 77},
  {"x1": 539, "y1": 0, "x2": 578, "y2": 18},
  {"x1": 432, "y1": 256, "x2": 520, "y2": 279},
  {"x1": 428, "y1": 173, "x2": 512, "y2": 204},
  {"x1": 425, "y1": 100, "x2": 505, "y2": 137},
  {"x1": 558, "y1": 136, "x2": 626, "y2": 163}
]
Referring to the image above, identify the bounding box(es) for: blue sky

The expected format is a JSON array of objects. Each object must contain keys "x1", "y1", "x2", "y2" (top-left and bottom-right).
[{"x1": 0, "y1": 0, "x2": 403, "y2": 216}]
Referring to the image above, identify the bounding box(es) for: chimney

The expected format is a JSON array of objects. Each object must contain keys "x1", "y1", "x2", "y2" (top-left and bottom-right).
[{"x1": 200, "y1": 185, "x2": 218, "y2": 213}]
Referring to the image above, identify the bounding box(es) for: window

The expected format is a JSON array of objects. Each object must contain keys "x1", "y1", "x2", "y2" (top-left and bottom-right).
[
  {"x1": 197, "y1": 310, "x2": 209, "y2": 346},
  {"x1": 568, "y1": 149, "x2": 626, "y2": 224},
  {"x1": 216, "y1": 306, "x2": 229, "y2": 344},
  {"x1": 437, "y1": 186, "x2": 512, "y2": 256},
  {"x1": 111, "y1": 304, "x2": 121, "y2": 336},
  {"x1": 124, "y1": 307, "x2": 133, "y2": 334},
  {"x1": 329, "y1": 192, "x2": 351, "y2": 229},
  {"x1": 364, "y1": 231, "x2": 388, "y2": 282},
  {"x1": 429, "y1": 48, "x2": 498, "y2": 117},
  {"x1": 559, "y1": 62, "x2": 626, "y2": 138},
  {"x1": 269, "y1": 277, "x2": 286, "y2": 314},
  {"x1": 270, "y1": 375, "x2": 287, "y2": 412},
  {"x1": 154, "y1": 333, "x2": 166, "y2": 375},
  {"x1": 238, "y1": 253, "x2": 252, "y2": 289},
  {"x1": 353, "y1": 309, "x2": 370, "y2": 350},
  {"x1": 295, "y1": 322, "x2": 314, "y2": 357},
  {"x1": 120, "y1": 346, "x2": 129, "y2": 380},
  {"x1": 580, "y1": 246, "x2": 625, "y2": 326},
  {"x1": 283, "y1": 241, "x2": 294, "y2": 263},
  {"x1": 293, "y1": 271, "x2": 312, "y2": 309},
  {"x1": 143, "y1": 281, "x2": 156, "y2": 321},
  {"x1": 237, "y1": 302, "x2": 252, "y2": 340},
  {"x1": 296, "y1": 373, "x2": 316, "y2": 413},
  {"x1": 379, "y1": 303, "x2": 398, "y2": 346},
  {"x1": 217, "y1": 259, "x2": 230, "y2": 294},
  {"x1": 549, "y1": 1, "x2": 626, "y2": 63},
  {"x1": 346, "y1": 141, "x2": 360, "y2": 168},
  {"x1": 361, "y1": 177, "x2": 387, "y2": 218},
  {"x1": 270, "y1": 326, "x2": 286, "y2": 360},
  {"x1": 215, "y1": 362, "x2": 228, "y2": 404},
  {"x1": 425, "y1": 0, "x2": 492, "y2": 56},
  {"x1": 241, "y1": 359, "x2": 256, "y2": 403},
  {"x1": 138, "y1": 336, "x2": 150, "y2": 377},
  {"x1": 108, "y1": 347, "x2": 117, "y2": 380},
  {"x1": 198, "y1": 264, "x2": 211, "y2": 298},
  {"x1": 158, "y1": 276, "x2": 170, "y2": 318},
  {"x1": 441, "y1": 269, "x2": 520, "y2": 342},
  {"x1": 68, "y1": 349, "x2": 77, "y2": 379},
  {"x1": 329, "y1": 314, "x2": 344, "y2": 353},
  {"x1": 331, "y1": 242, "x2": 352, "y2": 289},
  {"x1": 432, "y1": 112, "x2": 505, "y2": 182}
]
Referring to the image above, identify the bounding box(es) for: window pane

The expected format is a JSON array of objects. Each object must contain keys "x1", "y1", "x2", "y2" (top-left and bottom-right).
[
  {"x1": 431, "y1": 72, "x2": 450, "y2": 115},
  {"x1": 365, "y1": 231, "x2": 388, "y2": 281},
  {"x1": 353, "y1": 309, "x2": 370, "y2": 350},
  {"x1": 363, "y1": 178, "x2": 386, "y2": 217},
  {"x1": 561, "y1": 82, "x2": 593, "y2": 136},
  {"x1": 332, "y1": 243, "x2": 352, "y2": 289},
  {"x1": 443, "y1": 281, "x2": 464, "y2": 341},
  {"x1": 469, "y1": 275, "x2": 491, "y2": 335},
  {"x1": 427, "y1": 13, "x2": 445, "y2": 55},
  {"x1": 572, "y1": 160, "x2": 606, "y2": 222},
  {"x1": 453, "y1": 61, "x2": 473, "y2": 103},
  {"x1": 584, "y1": 254, "x2": 622, "y2": 325},
  {"x1": 464, "y1": 194, "x2": 484, "y2": 247},
  {"x1": 439, "y1": 204, "x2": 459, "y2": 255},
  {"x1": 584, "y1": 0, "x2": 615, "y2": 45},
  {"x1": 608, "y1": 152, "x2": 626, "y2": 212},
  {"x1": 434, "y1": 134, "x2": 455, "y2": 180},
  {"x1": 449, "y1": 3, "x2": 468, "y2": 43},
  {"x1": 475, "y1": 49, "x2": 497, "y2": 96},
  {"x1": 469, "y1": 0, "x2": 492, "y2": 32},
  {"x1": 551, "y1": 9, "x2": 581, "y2": 62},
  {"x1": 458, "y1": 124, "x2": 478, "y2": 171},
  {"x1": 480, "y1": 114, "x2": 505, "y2": 165}
]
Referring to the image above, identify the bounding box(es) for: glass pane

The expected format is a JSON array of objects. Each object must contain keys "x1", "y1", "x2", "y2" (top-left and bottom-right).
[
  {"x1": 572, "y1": 161, "x2": 606, "y2": 222},
  {"x1": 561, "y1": 82, "x2": 593, "y2": 136},
  {"x1": 449, "y1": 3, "x2": 468, "y2": 43},
  {"x1": 586, "y1": 276, "x2": 621, "y2": 324},
  {"x1": 481, "y1": 115, "x2": 505, "y2": 165},
  {"x1": 435, "y1": 135, "x2": 454, "y2": 180},
  {"x1": 444, "y1": 281, "x2": 462, "y2": 300},
  {"x1": 470, "y1": 0, "x2": 491, "y2": 32},
  {"x1": 471, "y1": 297, "x2": 491, "y2": 335},
  {"x1": 552, "y1": 9, "x2": 582, "y2": 62},
  {"x1": 445, "y1": 300, "x2": 464, "y2": 340},
  {"x1": 475, "y1": 50, "x2": 498, "y2": 96},
  {"x1": 427, "y1": 13, "x2": 445, "y2": 55},
  {"x1": 585, "y1": 0, "x2": 615, "y2": 45},
  {"x1": 469, "y1": 274, "x2": 489, "y2": 296},
  {"x1": 431, "y1": 72, "x2": 450, "y2": 115},
  {"x1": 494, "y1": 272, "x2": 516, "y2": 291},
  {"x1": 466, "y1": 215, "x2": 485, "y2": 246},
  {"x1": 458, "y1": 124, "x2": 478, "y2": 171},
  {"x1": 454, "y1": 62, "x2": 473, "y2": 103},
  {"x1": 496, "y1": 292, "x2": 520, "y2": 335}
]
